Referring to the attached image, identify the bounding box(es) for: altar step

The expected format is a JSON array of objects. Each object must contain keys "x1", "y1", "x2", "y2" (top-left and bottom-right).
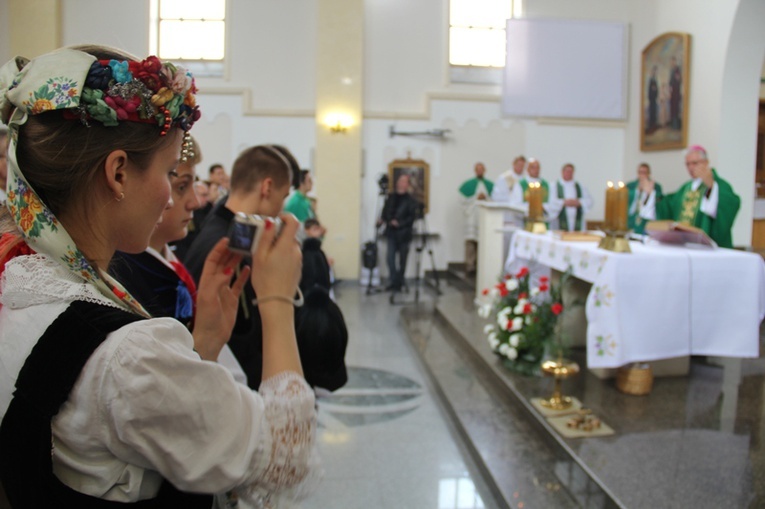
[
  {"x1": 400, "y1": 290, "x2": 621, "y2": 509},
  {"x1": 403, "y1": 286, "x2": 764, "y2": 508}
]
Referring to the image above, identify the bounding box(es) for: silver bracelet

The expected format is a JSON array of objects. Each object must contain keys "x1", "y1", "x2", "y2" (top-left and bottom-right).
[{"x1": 252, "y1": 287, "x2": 304, "y2": 307}]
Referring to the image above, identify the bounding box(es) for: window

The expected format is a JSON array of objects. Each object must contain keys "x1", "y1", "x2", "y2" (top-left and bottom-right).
[
  {"x1": 449, "y1": 0, "x2": 523, "y2": 84},
  {"x1": 150, "y1": 0, "x2": 226, "y2": 77}
]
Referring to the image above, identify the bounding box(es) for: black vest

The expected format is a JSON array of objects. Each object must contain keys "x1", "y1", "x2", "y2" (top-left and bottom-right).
[{"x1": 0, "y1": 300, "x2": 212, "y2": 508}]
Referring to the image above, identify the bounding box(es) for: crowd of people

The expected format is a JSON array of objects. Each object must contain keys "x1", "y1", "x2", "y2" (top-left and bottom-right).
[
  {"x1": 458, "y1": 143, "x2": 741, "y2": 266},
  {"x1": 0, "y1": 42, "x2": 745, "y2": 507},
  {"x1": 0, "y1": 45, "x2": 351, "y2": 507}
]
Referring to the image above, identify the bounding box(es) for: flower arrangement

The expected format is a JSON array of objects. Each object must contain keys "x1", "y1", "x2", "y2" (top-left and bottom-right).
[{"x1": 478, "y1": 267, "x2": 566, "y2": 376}]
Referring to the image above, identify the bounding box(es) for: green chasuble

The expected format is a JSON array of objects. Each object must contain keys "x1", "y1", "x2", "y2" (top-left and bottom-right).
[
  {"x1": 459, "y1": 177, "x2": 494, "y2": 198},
  {"x1": 519, "y1": 179, "x2": 550, "y2": 202},
  {"x1": 656, "y1": 169, "x2": 740, "y2": 248},
  {"x1": 556, "y1": 180, "x2": 583, "y2": 231},
  {"x1": 626, "y1": 180, "x2": 663, "y2": 234},
  {"x1": 284, "y1": 191, "x2": 315, "y2": 223}
]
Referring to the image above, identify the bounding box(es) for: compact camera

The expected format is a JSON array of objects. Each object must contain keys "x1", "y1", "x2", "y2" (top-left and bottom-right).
[{"x1": 227, "y1": 212, "x2": 283, "y2": 255}]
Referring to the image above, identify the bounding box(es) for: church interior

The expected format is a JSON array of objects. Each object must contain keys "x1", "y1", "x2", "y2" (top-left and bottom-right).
[{"x1": 2, "y1": 0, "x2": 765, "y2": 507}]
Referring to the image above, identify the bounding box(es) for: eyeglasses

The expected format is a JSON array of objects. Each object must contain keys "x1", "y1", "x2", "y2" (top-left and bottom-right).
[{"x1": 685, "y1": 159, "x2": 705, "y2": 166}]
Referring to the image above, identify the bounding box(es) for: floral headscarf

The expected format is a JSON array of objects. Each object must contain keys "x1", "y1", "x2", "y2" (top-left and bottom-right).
[{"x1": 0, "y1": 48, "x2": 200, "y2": 314}]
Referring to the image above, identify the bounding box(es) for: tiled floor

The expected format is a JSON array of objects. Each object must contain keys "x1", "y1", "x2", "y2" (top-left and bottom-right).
[
  {"x1": 294, "y1": 279, "x2": 765, "y2": 508},
  {"x1": 299, "y1": 282, "x2": 500, "y2": 509}
]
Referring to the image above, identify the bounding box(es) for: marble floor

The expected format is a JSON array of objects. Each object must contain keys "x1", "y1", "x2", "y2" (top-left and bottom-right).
[
  {"x1": 299, "y1": 281, "x2": 500, "y2": 509},
  {"x1": 292, "y1": 278, "x2": 765, "y2": 508}
]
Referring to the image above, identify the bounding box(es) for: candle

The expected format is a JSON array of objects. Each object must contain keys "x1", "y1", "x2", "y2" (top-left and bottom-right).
[
  {"x1": 615, "y1": 181, "x2": 628, "y2": 231},
  {"x1": 528, "y1": 182, "x2": 543, "y2": 221},
  {"x1": 605, "y1": 181, "x2": 615, "y2": 230}
]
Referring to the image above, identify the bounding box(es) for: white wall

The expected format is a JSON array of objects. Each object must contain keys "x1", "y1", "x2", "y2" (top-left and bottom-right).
[
  {"x1": 9, "y1": 0, "x2": 762, "y2": 279},
  {"x1": 61, "y1": 0, "x2": 150, "y2": 56}
]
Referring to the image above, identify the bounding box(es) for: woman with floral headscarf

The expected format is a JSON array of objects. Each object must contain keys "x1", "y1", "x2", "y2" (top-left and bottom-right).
[{"x1": 0, "y1": 46, "x2": 318, "y2": 507}]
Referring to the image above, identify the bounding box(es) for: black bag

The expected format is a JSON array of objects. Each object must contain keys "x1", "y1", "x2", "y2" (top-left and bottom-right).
[
  {"x1": 362, "y1": 241, "x2": 377, "y2": 270},
  {"x1": 295, "y1": 287, "x2": 348, "y2": 392}
]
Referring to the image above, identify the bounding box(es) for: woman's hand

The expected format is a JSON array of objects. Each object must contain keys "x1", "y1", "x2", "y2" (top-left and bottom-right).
[
  {"x1": 193, "y1": 238, "x2": 250, "y2": 361},
  {"x1": 250, "y1": 214, "x2": 304, "y2": 380},
  {"x1": 250, "y1": 214, "x2": 302, "y2": 302}
]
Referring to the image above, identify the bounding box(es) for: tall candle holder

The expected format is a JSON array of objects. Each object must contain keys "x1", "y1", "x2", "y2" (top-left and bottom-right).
[
  {"x1": 525, "y1": 181, "x2": 547, "y2": 233},
  {"x1": 600, "y1": 181, "x2": 631, "y2": 253},
  {"x1": 598, "y1": 229, "x2": 632, "y2": 253}
]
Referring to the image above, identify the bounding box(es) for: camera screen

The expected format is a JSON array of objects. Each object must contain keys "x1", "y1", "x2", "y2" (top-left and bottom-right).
[{"x1": 228, "y1": 220, "x2": 257, "y2": 253}]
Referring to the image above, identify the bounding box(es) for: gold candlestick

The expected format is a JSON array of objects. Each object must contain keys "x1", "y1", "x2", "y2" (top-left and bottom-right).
[{"x1": 525, "y1": 181, "x2": 547, "y2": 233}]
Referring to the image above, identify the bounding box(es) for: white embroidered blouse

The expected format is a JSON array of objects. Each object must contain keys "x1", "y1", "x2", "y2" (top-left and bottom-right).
[{"x1": 0, "y1": 254, "x2": 320, "y2": 505}]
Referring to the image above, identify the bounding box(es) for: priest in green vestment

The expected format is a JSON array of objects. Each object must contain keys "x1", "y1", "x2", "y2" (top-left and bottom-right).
[
  {"x1": 656, "y1": 146, "x2": 740, "y2": 248},
  {"x1": 458, "y1": 162, "x2": 494, "y2": 273},
  {"x1": 626, "y1": 162, "x2": 663, "y2": 234},
  {"x1": 554, "y1": 163, "x2": 593, "y2": 232},
  {"x1": 508, "y1": 158, "x2": 563, "y2": 220}
]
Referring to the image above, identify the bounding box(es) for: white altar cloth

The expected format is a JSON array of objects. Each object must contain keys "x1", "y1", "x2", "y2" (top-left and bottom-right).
[{"x1": 505, "y1": 230, "x2": 765, "y2": 369}]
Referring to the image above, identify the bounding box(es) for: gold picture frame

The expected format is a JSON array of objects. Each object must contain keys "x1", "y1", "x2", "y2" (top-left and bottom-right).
[
  {"x1": 387, "y1": 158, "x2": 429, "y2": 214},
  {"x1": 640, "y1": 32, "x2": 691, "y2": 151}
]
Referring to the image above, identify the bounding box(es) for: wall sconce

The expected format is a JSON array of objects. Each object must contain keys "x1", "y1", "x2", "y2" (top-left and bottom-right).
[{"x1": 324, "y1": 113, "x2": 354, "y2": 134}]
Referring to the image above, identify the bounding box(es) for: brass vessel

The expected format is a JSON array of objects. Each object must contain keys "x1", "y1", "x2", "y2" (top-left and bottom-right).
[{"x1": 540, "y1": 356, "x2": 580, "y2": 410}]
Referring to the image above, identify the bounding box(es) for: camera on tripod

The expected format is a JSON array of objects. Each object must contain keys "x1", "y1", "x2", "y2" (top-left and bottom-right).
[{"x1": 377, "y1": 174, "x2": 389, "y2": 196}]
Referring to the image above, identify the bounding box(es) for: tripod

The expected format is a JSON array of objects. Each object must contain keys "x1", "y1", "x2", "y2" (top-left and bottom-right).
[
  {"x1": 390, "y1": 211, "x2": 441, "y2": 305},
  {"x1": 365, "y1": 179, "x2": 388, "y2": 295}
]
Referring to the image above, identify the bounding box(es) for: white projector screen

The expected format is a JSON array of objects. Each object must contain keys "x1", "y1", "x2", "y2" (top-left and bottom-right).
[{"x1": 502, "y1": 19, "x2": 628, "y2": 120}]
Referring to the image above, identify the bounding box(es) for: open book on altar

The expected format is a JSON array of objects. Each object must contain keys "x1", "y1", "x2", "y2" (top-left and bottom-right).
[
  {"x1": 551, "y1": 230, "x2": 604, "y2": 242},
  {"x1": 644, "y1": 220, "x2": 718, "y2": 249}
]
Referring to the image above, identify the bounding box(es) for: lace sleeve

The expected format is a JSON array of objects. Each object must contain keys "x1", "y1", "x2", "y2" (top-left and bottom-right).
[{"x1": 237, "y1": 371, "x2": 323, "y2": 507}]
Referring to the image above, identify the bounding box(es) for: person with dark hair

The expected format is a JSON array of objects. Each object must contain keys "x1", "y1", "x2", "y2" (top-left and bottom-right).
[
  {"x1": 208, "y1": 162, "x2": 229, "y2": 194},
  {"x1": 184, "y1": 145, "x2": 295, "y2": 389},
  {"x1": 377, "y1": 174, "x2": 419, "y2": 293},
  {"x1": 0, "y1": 46, "x2": 317, "y2": 506},
  {"x1": 296, "y1": 218, "x2": 347, "y2": 392},
  {"x1": 285, "y1": 169, "x2": 316, "y2": 222}
]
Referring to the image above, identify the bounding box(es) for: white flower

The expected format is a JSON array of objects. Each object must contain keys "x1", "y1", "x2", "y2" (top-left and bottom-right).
[
  {"x1": 488, "y1": 334, "x2": 500, "y2": 350},
  {"x1": 525, "y1": 316, "x2": 533, "y2": 325},
  {"x1": 483, "y1": 324, "x2": 494, "y2": 334},
  {"x1": 497, "y1": 308, "x2": 511, "y2": 329},
  {"x1": 505, "y1": 278, "x2": 519, "y2": 291},
  {"x1": 511, "y1": 317, "x2": 524, "y2": 331},
  {"x1": 478, "y1": 304, "x2": 492, "y2": 318},
  {"x1": 513, "y1": 304, "x2": 524, "y2": 314},
  {"x1": 489, "y1": 288, "x2": 499, "y2": 298},
  {"x1": 509, "y1": 333, "x2": 522, "y2": 347},
  {"x1": 506, "y1": 346, "x2": 519, "y2": 360},
  {"x1": 531, "y1": 287, "x2": 540, "y2": 297},
  {"x1": 498, "y1": 343, "x2": 510, "y2": 356}
]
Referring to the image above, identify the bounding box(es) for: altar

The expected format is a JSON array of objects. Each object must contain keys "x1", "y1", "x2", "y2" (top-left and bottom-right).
[{"x1": 505, "y1": 230, "x2": 765, "y2": 370}]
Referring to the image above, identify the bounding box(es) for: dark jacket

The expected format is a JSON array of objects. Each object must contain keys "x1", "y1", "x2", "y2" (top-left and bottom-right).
[{"x1": 380, "y1": 192, "x2": 419, "y2": 243}]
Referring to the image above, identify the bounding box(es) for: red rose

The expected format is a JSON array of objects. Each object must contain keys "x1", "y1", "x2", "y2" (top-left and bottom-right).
[
  {"x1": 551, "y1": 303, "x2": 563, "y2": 315},
  {"x1": 499, "y1": 286, "x2": 509, "y2": 297},
  {"x1": 540, "y1": 276, "x2": 549, "y2": 283},
  {"x1": 539, "y1": 284, "x2": 549, "y2": 292},
  {"x1": 516, "y1": 267, "x2": 529, "y2": 278},
  {"x1": 481, "y1": 288, "x2": 489, "y2": 296},
  {"x1": 141, "y1": 56, "x2": 163, "y2": 73},
  {"x1": 136, "y1": 71, "x2": 162, "y2": 92},
  {"x1": 523, "y1": 303, "x2": 532, "y2": 314},
  {"x1": 518, "y1": 292, "x2": 527, "y2": 299}
]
